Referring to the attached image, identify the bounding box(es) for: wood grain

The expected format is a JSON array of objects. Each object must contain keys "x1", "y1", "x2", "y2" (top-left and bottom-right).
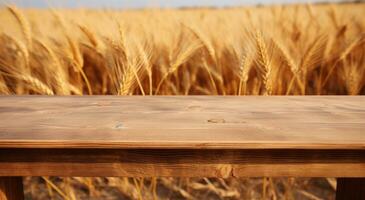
[
  {"x1": 0, "y1": 149, "x2": 364, "y2": 177},
  {"x1": 0, "y1": 96, "x2": 364, "y2": 149},
  {"x1": 0, "y1": 177, "x2": 24, "y2": 200},
  {"x1": 336, "y1": 178, "x2": 365, "y2": 200}
]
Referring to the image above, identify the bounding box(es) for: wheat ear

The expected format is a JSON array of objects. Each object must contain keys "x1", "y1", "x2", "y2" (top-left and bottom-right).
[
  {"x1": 155, "y1": 40, "x2": 202, "y2": 95},
  {"x1": 255, "y1": 31, "x2": 272, "y2": 95},
  {"x1": 36, "y1": 39, "x2": 70, "y2": 95},
  {"x1": 79, "y1": 25, "x2": 100, "y2": 49},
  {"x1": 19, "y1": 75, "x2": 54, "y2": 95},
  {"x1": 238, "y1": 53, "x2": 253, "y2": 95},
  {"x1": 0, "y1": 59, "x2": 54, "y2": 95},
  {"x1": 183, "y1": 23, "x2": 216, "y2": 63}
]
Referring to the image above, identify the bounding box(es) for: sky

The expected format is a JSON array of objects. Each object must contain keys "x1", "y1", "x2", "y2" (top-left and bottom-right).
[{"x1": 1, "y1": 0, "x2": 347, "y2": 8}]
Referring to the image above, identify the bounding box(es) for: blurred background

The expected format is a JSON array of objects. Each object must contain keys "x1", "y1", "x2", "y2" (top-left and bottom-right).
[{"x1": 0, "y1": 0, "x2": 356, "y2": 8}]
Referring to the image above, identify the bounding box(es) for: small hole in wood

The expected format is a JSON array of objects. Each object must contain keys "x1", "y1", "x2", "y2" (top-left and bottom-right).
[{"x1": 207, "y1": 119, "x2": 226, "y2": 123}]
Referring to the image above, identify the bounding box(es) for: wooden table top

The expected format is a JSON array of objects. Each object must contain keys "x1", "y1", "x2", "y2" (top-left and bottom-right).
[{"x1": 0, "y1": 96, "x2": 364, "y2": 149}]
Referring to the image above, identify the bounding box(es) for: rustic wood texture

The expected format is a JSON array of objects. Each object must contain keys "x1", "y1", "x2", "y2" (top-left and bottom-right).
[
  {"x1": 0, "y1": 149, "x2": 364, "y2": 177},
  {"x1": 336, "y1": 178, "x2": 365, "y2": 200},
  {"x1": 0, "y1": 96, "x2": 364, "y2": 149},
  {"x1": 0, "y1": 96, "x2": 364, "y2": 177},
  {"x1": 0, "y1": 177, "x2": 24, "y2": 200}
]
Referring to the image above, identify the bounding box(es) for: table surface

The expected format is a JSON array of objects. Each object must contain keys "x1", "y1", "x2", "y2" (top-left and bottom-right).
[{"x1": 0, "y1": 96, "x2": 364, "y2": 149}]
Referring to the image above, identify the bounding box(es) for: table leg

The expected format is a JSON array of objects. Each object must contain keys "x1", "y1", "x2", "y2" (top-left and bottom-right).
[
  {"x1": 0, "y1": 177, "x2": 24, "y2": 200},
  {"x1": 336, "y1": 178, "x2": 365, "y2": 200}
]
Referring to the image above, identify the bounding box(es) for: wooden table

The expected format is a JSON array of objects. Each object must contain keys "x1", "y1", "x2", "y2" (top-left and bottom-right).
[{"x1": 0, "y1": 96, "x2": 364, "y2": 199}]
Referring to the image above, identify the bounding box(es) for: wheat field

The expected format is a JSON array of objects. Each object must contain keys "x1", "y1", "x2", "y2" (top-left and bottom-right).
[{"x1": 0, "y1": 2, "x2": 364, "y2": 199}]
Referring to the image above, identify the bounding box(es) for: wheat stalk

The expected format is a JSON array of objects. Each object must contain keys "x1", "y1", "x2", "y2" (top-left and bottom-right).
[
  {"x1": 183, "y1": 23, "x2": 217, "y2": 63},
  {"x1": 0, "y1": 76, "x2": 10, "y2": 94},
  {"x1": 155, "y1": 40, "x2": 202, "y2": 94},
  {"x1": 322, "y1": 34, "x2": 365, "y2": 88},
  {"x1": 135, "y1": 41, "x2": 153, "y2": 95},
  {"x1": 238, "y1": 53, "x2": 253, "y2": 95},
  {"x1": 202, "y1": 59, "x2": 219, "y2": 94},
  {"x1": 35, "y1": 39, "x2": 71, "y2": 95},
  {"x1": 42, "y1": 177, "x2": 70, "y2": 200},
  {"x1": 255, "y1": 31, "x2": 273, "y2": 95},
  {"x1": 7, "y1": 5, "x2": 32, "y2": 48},
  {"x1": 272, "y1": 39, "x2": 297, "y2": 73}
]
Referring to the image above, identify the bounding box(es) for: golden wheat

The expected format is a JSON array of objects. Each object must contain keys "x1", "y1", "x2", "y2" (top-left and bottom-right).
[
  {"x1": 7, "y1": 5, "x2": 32, "y2": 48},
  {"x1": 1, "y1": 2, "x2": 364, "y2": 199}
]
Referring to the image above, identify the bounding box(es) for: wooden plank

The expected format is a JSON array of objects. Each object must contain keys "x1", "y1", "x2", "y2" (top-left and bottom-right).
[
  {"x1": 0, "y1": 96, "x2": 364, "y2": 149},
  {"x1": 0, "y1": 149, "x2": 364, "y2": 177},
  {"x1": 0, "y1": 177, "x2": 24, "y2": 200},
  {"x1": 336, "y1": 178, "x2": 365, "y2": 200}
]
